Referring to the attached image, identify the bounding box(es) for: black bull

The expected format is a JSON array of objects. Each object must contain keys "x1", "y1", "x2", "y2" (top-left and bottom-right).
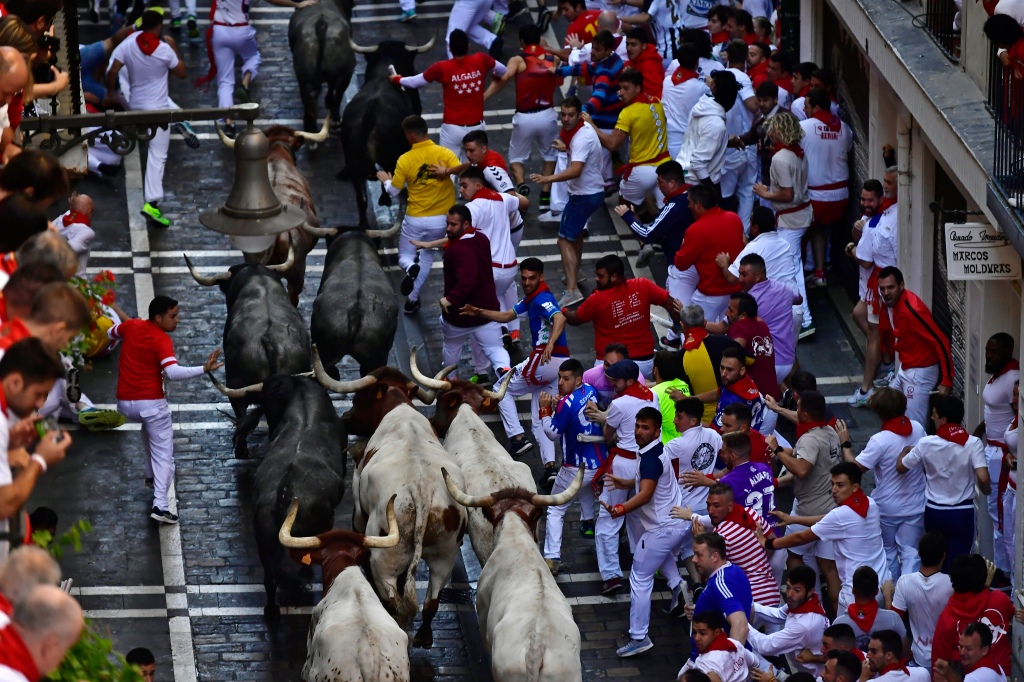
[{"x1": 289, "y1": 0, "x2": 356, "y2": 134}]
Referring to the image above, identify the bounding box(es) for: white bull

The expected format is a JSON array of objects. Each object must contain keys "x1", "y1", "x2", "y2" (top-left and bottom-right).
[
  {"x1": 278, "y1": 497, "x2": 410, "y2": 682},
  {"x1": 443, "y1": 469, "x2": 585, "y2": 682}
]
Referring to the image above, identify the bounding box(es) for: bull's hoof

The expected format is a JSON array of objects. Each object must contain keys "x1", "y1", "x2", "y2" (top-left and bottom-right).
[
  {"x1": 264, "y1": 603, "x2": 281, "y2": 620},
  {"x1": 411, "y1": 628, "x2": 433, "y2": 649},
  {"x1": 234, "y1": 445, "x2": 250, "y2": 460},
  {"x1": 329, "y1": 120, "x2": 342, "y2": 135}
]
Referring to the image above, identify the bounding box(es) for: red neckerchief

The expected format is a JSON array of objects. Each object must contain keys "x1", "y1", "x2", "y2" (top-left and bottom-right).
[
  {"x1": 990, "y1": 359, "x2": 1020, "y2": 382},
  {"x1": 749, "y1": 430, "x2": 771, "y2": 465},
  {"x1": 682, "y1": 327, "x2": 709, "y2": 351},
  {"x1": 559, "y1": 120, "x2": 584, "y2": 148},
  {"x1": 878, "y1": 661, "x2": 910, "y2": 676},
  {"x1": 0, "y1": 625, "x2": 41, "y2": 682},
  {"x1": 880, "y1": 197, "x2": 896, "y2": 212},
  {"x1": 774, "y1": 74, "x2": 795, "y2": 93},
  {"x1": 616, "y1": 380, "x2": 654, "y2": 402},
  {"x1": 845, "y1": 598, "x2": 879, "y2": 632},
  {"x1": 663, "y1": 184, "x2": 688, "y2": 204},
  {"x1": 795, "y1": 420, "x2": 828, "y2": 439},
  {"x1": 521, "y1": 280, "x2": 552, "y2": 305},
  {"x1": 0, "y1": 253, "x2": 16, "y2": 277},
  {"x1": 852, "y1": 649, "x2": 866, "y2": 661},
  {"x1": 881, "y1": 416, "x2": 912, "y2": 436},
  {"x1": 773, "y1": 142, "x2": 804, "y2": 159},
  {"x1": 632, "y1": 92, "x2": 661, "y2": 105},
  {"x1": 473, "y1": 187, "x2": 505, "y2": 202},
  {"x1": 966, "y1": 656, "x2": 1005, "y2": 675},
  {"x1": 811, "y1": 108, "x2": 842, "y2": 132},
  {"x1": 481, "y1": 149, "x2": 509, "y2": 172},
  {"x1": 136, "y1": 31, "x2": 161, "y2": 55},
  {"x1": 743, "y1": 32, "x2": 755, "y2": 45},
  {"x1": 722, "y1": 504, "x2": 757, "y2": 531},
  {"x1": 63, "y1": 211, "x2": 91, "y2": 227},
  {"x1": 839, "y1": 488, "x2": 870, "y2": 518},
  {"x1": 797, "y1": 84, "x2": 810, "y2": 97},
  {"x1": 0, "y1": 381, "x2": 7, "y2": 415},
  {"x1": 748, "y1": 60, "x2": 769, "y2": 85},
  {"x1": 702, "y1": 631, "x2": 737, "y2": 653},
  {"x1": 790, "y1": 593, "x2": 828, "y2": 617},
  {"x1": 443, "y1": 226, "x2": 477, "y2": 249},
  {"x1": 710, "y1": 30, "x2": 729, "y2": 44},
  {"x1": 671, "y1": 66, "x2": 699, "y2": 86},
  {"x1": 725, "y1": 374, "x2": 760, "y2": 401},
  {"x1": 937, "y1": 423, "x2": 970, "y2": 446}
]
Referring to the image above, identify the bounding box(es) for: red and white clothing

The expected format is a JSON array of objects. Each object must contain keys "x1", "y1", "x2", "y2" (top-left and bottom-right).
[
  {"x1": 873, "y1": 665, "x2": 931, "y2": 682},
  {"x1": 202, "y1": 0, "x2": 260, "y2": 112},
  {"x1": 673, "y1": 206, "x2": 744, "y2": 322},
  {"x1": 694, "y1": 506, "x2": 779, "y2": 606},
  {"x1": 810, "y1": 492, "x2": 891, "y2": 610},
  {"x1": 0, "y1": 621, "x2": 41, "y2": 682},
  {"x1": 465, "y1": 191, "x2": 520, "y2": 333},
  {"x1": 56, "y1": 211, "x2": 95, "y2": 277},
  {"x1": 574, "y1": 278, "x2": 671, "y2": 372},
  {"x1": 799, "y1": 113, "x2": 852, "y2": 231},
  {"x1": 1001, "y1": 419, "x2": 1018, "y2": 585},
  {"x1": 748, "y1": 594, "x2": 829, "y2": 676},
  {"x1": 662, "y1": 62, "x2": 709, "y2": 157},
  {"x1": 963, "y1": 659, "x2": 1008, "y2": 682},
  {"x1": 678, "y1": 635, "x2": 762, "y2": 682},
  {"x1": 509, "y1": 46, "x2": 561, "y2": 165},
  {"x1": 665, "y1": 424, "x2": 722, "y2": 514},
  {"x1": 982, "y1": 360, "x2": 1018, "y2": 574},
  {"x1": 891, "y1": 569, "x2": 953, "y2": 665}
]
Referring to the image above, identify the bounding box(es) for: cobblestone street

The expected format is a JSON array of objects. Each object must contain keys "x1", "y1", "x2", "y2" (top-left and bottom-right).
[{"x1": 30, "y1": 3, "x2": 884, "y2": 679}]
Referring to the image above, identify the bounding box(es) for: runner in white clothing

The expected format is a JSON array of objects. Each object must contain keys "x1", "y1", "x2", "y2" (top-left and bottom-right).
[
  {"x1": 864, "y1": 630, "x2": 930, "y2": 682},
  {"x1": 746, "y1": 565, "x2": 829, "y2": 677},
  {"x1": 885, "y1": 532, "x2": 954, "y2": 667},
  {"x1": 665, "y1": 397, "x2": 722, "y2": 516},
  {"x1": 678, "y1": 612, "x2": 763, "y2": 682}
]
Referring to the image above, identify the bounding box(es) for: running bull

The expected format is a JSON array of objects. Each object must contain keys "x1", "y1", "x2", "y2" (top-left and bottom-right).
[
  {"x1": 340, "y1": 36, "x2": 434, "y2": 227},
  {"x1": 444, "y1": 469, "x2": 585, "y2": 682},
  {"x1": 215, "y1": 121, "x2": 330, "y2": 305},
  {"x1": 289, "y1": 0, "x2": 356, "y2": 135},
  {"x1": 279, "y1": 497, "x2": 410, "y2": 682},
  {"x1": 186, "y1": 254, "x2": 310, "y2": 458}
]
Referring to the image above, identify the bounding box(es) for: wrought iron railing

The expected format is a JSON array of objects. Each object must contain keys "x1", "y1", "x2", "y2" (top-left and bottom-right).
[
  {"x1": 991, "y1": 59, "x2": 1024, "y2": 218},
  {"x1": 918, "y1": 0, "x2": 961, "y2": 63}
]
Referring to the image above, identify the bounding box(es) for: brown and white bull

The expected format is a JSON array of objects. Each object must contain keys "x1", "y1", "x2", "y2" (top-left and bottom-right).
[
  {"x1": 443, "y1": 469, "x2": 585, "y2": 682},
  {"x1": 278, "y1": 496, "x2": 410, "y2": 682},
  {"x1": 310, "y1": 348, "x2": 470, "y2": 648},
  {"x1": 215, "y1": 120, "x2": 331, "y2": 306}
]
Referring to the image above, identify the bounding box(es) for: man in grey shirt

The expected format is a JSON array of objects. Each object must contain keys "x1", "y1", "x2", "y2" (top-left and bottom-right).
[{"x1": 832, "y1": 566, "x2": 906, "y2": 650}]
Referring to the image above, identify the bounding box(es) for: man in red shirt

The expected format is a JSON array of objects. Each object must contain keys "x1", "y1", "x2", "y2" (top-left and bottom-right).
[
  {"x1": 877, "y1": 266, "x2": 953, "y2": 426},
  {"x1": 623, "y1": 28, "x2": 663, "y2": 99},
  {"x1": 672, "y1": 183, "x2": 744, "y2": 324},
  {"x1": 543, "y1": 0, "x2": 600, "y2": 57},
  {"x1": 108, "y1": 295, "x2": 223, "y2": 524},
  {"x1": 724, "y1": 292, "x2": 781, "y2": 401},
  {"x1": 393, "y1": 29, "x2": 507, "y2": 164},
  {"x1": 564, "y1": 254, "x2": 682, "y2": 377}
]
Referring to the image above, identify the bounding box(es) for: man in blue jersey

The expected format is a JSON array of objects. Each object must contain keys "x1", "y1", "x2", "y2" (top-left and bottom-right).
[
  {"x1": 461, "y1": 258, "x2": 569, "y2": 476},
  {"x1": 540, "y1": 358, "x2": 606, "y2": 575},
  {"x1": 686, "y1": 531, "x2": 752, "y2": 658}
]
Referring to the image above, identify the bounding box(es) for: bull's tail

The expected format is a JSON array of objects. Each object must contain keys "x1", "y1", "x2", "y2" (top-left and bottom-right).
[
  {"x1": 261, "y1": 335, "x2": 281, "y2": 374},
  {"x1": 397, "y1": 495, "x2": 426, "y2": 627},
  {"x1": 314, "y1": 16, "x2": 329, "y2": 92}
]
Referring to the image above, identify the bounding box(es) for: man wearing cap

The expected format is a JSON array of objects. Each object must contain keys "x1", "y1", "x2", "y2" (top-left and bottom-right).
[{"x1": 586, "y1": 358, "x2": 659, "y2": 595}]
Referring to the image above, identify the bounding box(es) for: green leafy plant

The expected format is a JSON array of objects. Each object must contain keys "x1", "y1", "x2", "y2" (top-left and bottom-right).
[{"x1": 31, "y1": 519, "x2": 93, "y2": 561}]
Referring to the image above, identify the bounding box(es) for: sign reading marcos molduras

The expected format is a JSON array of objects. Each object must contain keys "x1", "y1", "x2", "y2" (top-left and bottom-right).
[{"x1": 944, "y1": 222, "x2": 1022, "y2": 280}]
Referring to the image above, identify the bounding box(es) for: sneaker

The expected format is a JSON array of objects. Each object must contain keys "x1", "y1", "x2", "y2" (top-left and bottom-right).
[
  {"x1": 545, "y1": 558, "x2": 560, "y2": 576},
  {"x1": 141, "y1": 203, "x2": 170, "y2": 227},
  {"x1": 403, "y1": 298, "x2": 420, "y2": 315},
  {"x1": 579, "y1": 520, "x2": 595, "y2": 538},
  {"x1": 400, "y1": 263, "x2": 420, "y2": 296},
  {"x1": 535, "y1": 463, "x2": 557, "y2": 491},
  {"x1": 660, "y1": 335, "x2": 681, "y2": 350},
  {"x1": 144, "y1": 478, "x2": 154, "y2": 489},
  {"x1": 538, "y1": 210, "x2": 561, "y2": 223},
  {"x1": 170, "y1": 15, "x2": 182, "y2": 27},
  {"x1": 173, "y1": 121, "x2": 200, "y2": 149},
  {"x1": 536, "y1": 7, "x2": 552, "y2": 32},
  {"x1": 798, "y1": 323, "x2": 816, "y2": 340},
  {"x1": 66, "y1": 367, "x2": 81, "y2": 403},
  {"x1": 235, "y1": 84, "x2": 251, "y2": 105},
  {"x1": 582, "y1": 226, "x2": 590, "y2": 239},
  {"x1": 806, "y1": 271, "x2": 827, "y2": 288},
  {"x1": 488, "y1": 35, "x2": 504, "y2": 59},
  {"x1": 507, "y1": 435, "x2": 533, "y2": 457},
  {"x1": 187, "y1": 15, "x2": 199, "y2": 38},
  {"x1": 847, "y1": 386, "x2": 874, "y2": 407},
  {"x1": 509, "y1": 329, "x2": 521, "y2": 346},
  {"x1": 516, "y1": 182, "x2": 531, "y2": 197},
  {"x1": 661, "y1": 583, "x2": 685, "y2": 617},
  {"x1": 558, "y1": 289, "x2": 584, "y2": 308},
  {"x1": 508, "y1": 0, "x2": 528, "y2": 18},
  {"x1": 491, "y1": 11, "x2": 506, "y2": 34},
  {"x1": 398, "y1": 8, "x2": 417, "y2": 21},
  {"x1": 635, "y1": 244, "x2": 655, "y2": 268},
  {"x1": 601, "y1": 576, "x2": 624, "y2": 596},
  {"x1": 560, "y1": 273, "x2": 586, "y2": 284},
  {"x1": 78, "y1": 409, "x2": 127, "y2": 431},
  {"x1": 616, "y1": 636, "x2": 654, "y2": 657},
  {"x1": 873, "y1": 368, "x2": 896, "y2": 388},
  {"x1": 150, "y1": 507, "x2": 179, "y2": 524}
]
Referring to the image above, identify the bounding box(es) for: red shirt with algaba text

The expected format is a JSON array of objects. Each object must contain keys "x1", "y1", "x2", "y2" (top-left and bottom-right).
[{"x1": 423, "y1": 53, "x2": 496, "y2": 125}]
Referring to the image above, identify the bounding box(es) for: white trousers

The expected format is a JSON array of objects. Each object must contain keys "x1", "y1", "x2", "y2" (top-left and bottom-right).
[
  {"x1": 692, "y1": 290, "x2": 730, "y2": 324},
  {"x1": 619, "y1": 165, "x2": 663, "y2": 205},
  {"x1": 212, "y1": 25, "x2": 260, "y2": 110},
  {"x1": 440, "y1": 121, "x2": 486, "y2": 163},
  {"x1": 39, "y1": 378, "x2": 94, "y2": 420},
  {"x1": 446, "y1": 0, "x2": 496, "y2": 54},
  {"x1": 543, "y1": 465, "x2": 597, "y2": 559},
  {"x1": 167, "y1": 0, "x2": 197, "y2": 16},
  {"x1": 597, "y1": 455, "x2": 639, "y2": 580},
  {"x1": 880, "y1": 512, "x2": 924, "y2": 581},
  {"x1": 629, "y1": 523, "x2": 688, "y2": 639},
  {"x1": 399, "y1": 214, "x2": 447, "y2": 302},
  {"x1": 144, "y1": 126, "x2": 170, "y2": 204},
  {"x1": 665, "y1": 265, "x2": 698, "y2": 341},
  {"x1": 471, "y1": 266, "x2": 519, "y2": 372},
  {"x1": 497, "y1": 352, "x2": 561, "y2": 462},
  {"x1": 598, "y1": 128, "x2": 616, "y2": 185},
  {"x1": 550, "y1": 152, "x2": 569, "y2": 213},
  {"x1": 508, "y1": 109, "x2": 559, "y2": 164},
  {"x1": 985, "y1": 444, "x2": 1010, "y2": 572},
  {"x1": 889, "y1": 364, "x2": 940, "y2": 426},
  {"x1": 118, "y1": 398, "x2": 175, "y2": 510},
  {"x1": 778, "y1": 225, "x2": 813, "y2": 326},
  {"x1": 440, "y1": 318, "x2": 510, "y2": 375},
  {"x1": 1000, "y1": 488, "x2": 1016, "y2": 586}
]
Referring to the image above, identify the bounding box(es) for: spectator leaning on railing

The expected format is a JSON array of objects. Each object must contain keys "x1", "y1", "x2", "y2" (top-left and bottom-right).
[{"x1": 984, "y1": 15, "x2": 1024, "y2": 79}]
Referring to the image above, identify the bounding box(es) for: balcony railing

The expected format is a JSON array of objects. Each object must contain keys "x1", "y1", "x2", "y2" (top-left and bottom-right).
[
  {"x1": 919, "y1": 0, "x2": 961, "y2": 62},
  {"x1": 991, "y1": 59, "x2": 1023, "y2": 218}
]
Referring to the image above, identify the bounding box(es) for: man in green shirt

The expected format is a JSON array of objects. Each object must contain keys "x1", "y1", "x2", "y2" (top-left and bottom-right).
[{"x1": 650, "y1": 350, "x2": 691, "y2": 443}]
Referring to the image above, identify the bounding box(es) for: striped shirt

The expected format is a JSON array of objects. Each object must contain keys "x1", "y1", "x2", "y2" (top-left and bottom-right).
[{"x1": 698, "y1": 507, "x2": 780, "y2": 606}]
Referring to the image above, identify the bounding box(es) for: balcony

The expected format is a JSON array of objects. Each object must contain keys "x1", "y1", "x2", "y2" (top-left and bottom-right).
[
  {"x1": 920, "y1": 0, "x2": 962, "y2": 62},
  {"x1": 987, "y1": 53, "x2": 1024, "y2": 249}
]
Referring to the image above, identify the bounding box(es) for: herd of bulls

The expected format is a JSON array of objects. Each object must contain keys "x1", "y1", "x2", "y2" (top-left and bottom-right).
[{"x1": 182, "y1": 98, "x2": 587, "y2": 681}]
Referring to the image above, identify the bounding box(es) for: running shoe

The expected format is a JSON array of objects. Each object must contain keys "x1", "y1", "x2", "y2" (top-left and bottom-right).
[
  {"x1": 141, "y1": 202, "x2": 170, "y2": 227},
  {"x1": 491, "y1": 11, "x2": 506, "y2": 34},
  {"x1": 398, "y1": 8, "x2": 417, "y2": 21},
  {"x1": 173, "y1": 121, "x2": 200, "y2": 149},
  {"x1": 616, "y1": 637, "x2": 653, "y2": 657},
  {"x1": 151, "y1": 507, "x2": 179, "y2": 524},
  {"x1": 558, "y1": 289, "x2": 584, "y2": 307},
  {"x1": 847, "y1": 387, "x2": 874, "y2": 407},
  {"x1": 187, "y1": 15, "x2": 199, "y2": 38}
]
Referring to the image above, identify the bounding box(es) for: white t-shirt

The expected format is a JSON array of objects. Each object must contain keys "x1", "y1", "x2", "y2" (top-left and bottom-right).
[
  {"x1": 790, "y1": 98, "x2": 840, "y2": 122},
  {"x1": 892, "y1": 570, "x2": 953, "y2": 665},
  {"x1": 965, "y1": 666, "x2": 1008, "y2": 682},
  {"x1": 566, "y1": 124, "x2": 606, "y2": 196},
  {"x1": 633, "y1": 441, "x2": 685, "y2": 533},
  {"x1": 856, "y1": 213, "x2": 880, "y2": 298},
  {"x1": 665, "y1": 425, "x2": 722, "y2": 512},
  {"x1": 678, "y1": 638, "x2": 761, "y2": 682},
  {"x1": 900, "y1": 434, "x2": 988, "y2": 506},
  {"x1": 662, "y1": 65, "x2": 709, "y2": 140},
  {"x1": 798, "y1": 117, "x2": 853, "y2": 202},
  {"x1": 769, "y1": 149, "x2": 813, "y2": 229},
  {"x1": 983, "y1": 367, "x2": 1019, "y2": 442},
  {"x1": 0, "y1": 665, "x2": 30, "y2": 682},
  {"x1": 213, "y1": 0, "x2": 249, "y2": 24},
  {"x1": 869, "y1": 203, "x2": 899, "y2": 268},
  {"x1": 728, "y1": 231, "x2": 800, "y2": 295},
  {"x1": 855, "y1": 420, "x2": 927, "y2": 517},
  {"x1": 466, "y1": 194, "x2": 519, "y2": 267},
  {"x1": 109, "y1": 35, "x2": 178, "y2": 110},
  {"x1": 811, "y1": 498, "x2": 891, "y2": 607},
  {"x1": 697, "y1": 56, "x2": 724, "y2": 78},
  {"x1": 725, "y1": 68, "x2": 755, "y2": 137},
  {"x1": 606, "y1": 392, "x2": 659, "y2": 452}
]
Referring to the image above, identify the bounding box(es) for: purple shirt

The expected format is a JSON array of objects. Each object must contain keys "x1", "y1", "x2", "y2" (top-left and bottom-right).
[
  {"x1": 747, "y1": 279, "x2": 797, "y2": 366},
  {"x1": 582, "y1": 365, "x2": 650, "y2": 408},
  {"x1": 720, "y1": 461, "x2": 777, "y2": 527}
]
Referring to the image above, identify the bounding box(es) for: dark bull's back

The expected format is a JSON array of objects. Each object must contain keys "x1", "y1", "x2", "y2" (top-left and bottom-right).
[{"x1": 288, "y1": 0, "x2": 356, "y2": 133}]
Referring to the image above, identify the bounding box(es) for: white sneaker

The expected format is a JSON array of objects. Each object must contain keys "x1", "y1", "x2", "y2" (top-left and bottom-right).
[
  {"x1": 558, "y1": 289, "x2": 584, "y2": 307},
  {"x1": 538, "y1": 210, "x2": 562, "y2": 223},
  {"x1": 873, "y1": 368, "x2": 896, "y2": 388},
  {"x1": 847, "y1": 386, "x2": 874, "y2": 407}
]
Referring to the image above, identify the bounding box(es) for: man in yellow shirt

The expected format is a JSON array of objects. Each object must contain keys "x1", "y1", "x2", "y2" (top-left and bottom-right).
[
  {"x1": 584, "y1": 68, "x2": 669, "y2": 218},
  {"x1": 376, "y1": 115, "x2": 461, "y2": 314}
]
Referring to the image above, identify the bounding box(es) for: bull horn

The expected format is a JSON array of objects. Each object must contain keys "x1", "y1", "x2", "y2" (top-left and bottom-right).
[
  {"x1": 409, "y1": 347, "x2": 451, "y2": 391},
  {"x1": 481, "y1": 368, "x2": 513, "y2": 401},
  {"x1": 278, "y1": 499, "x2": 322, "y2": 549},
  {"x1": 406, "y1": 34, "x2": 437, "y2": 53},
  {"x1": 301, "y1": 221, "x2": 338, "y2": 238},
  {"x1": 266, "y1": 242, "x2": 295, "y2": 273},
  {"x1": 364, "y1": 216, "x2": 402, "y2": 239},
  {"x1": 295, "y1": 114, "x2": 330, "y2": 143},
  {"x1": 184, "y1": 254, "x2": 232, "y2": 286},
  {"x1": 362, "y1": 495, "x2": 401, "y2": 548},
  {"x1": 442, "y1": 468, "x2": 493, "y2": 508},
  {"x1": 214, "y1": 121, "x2": 236, "y2": 149},
  {"x1": 531, "y1": 465, "x2": 585, "y2": 507},
  {"x1": 348, "y1": 38, "x2": 378, "y2": 54},
  {"x1": 207, "y1": 372, "x2": 263, "y2": 398},
  {"x1": 411, "y1": 361, "x2": 457, "y2": 404},
  {"x1": 312, "y1": 344, "x2": 379, "y2": 393}
]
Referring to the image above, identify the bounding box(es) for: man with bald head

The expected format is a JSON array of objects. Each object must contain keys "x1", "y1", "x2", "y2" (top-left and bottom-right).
[
  {"x1": 55, "y1": 194, "x2": 95, "y2": 278},
  {"x1": 568, "y1": 11, "x2": 628, "y2": 64},
  {"x1": 0, "y1": 547, "x2": 60, "y2": 617},
  {"x1": 11, "y1": 233, "x2": 79, "y2": 283},
  {"x1": 0, "y1": 584, "x2": 84, "y2": 681},
  {"x1": 0, "y1": 47, "x2": 28, "y2": 110}
]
